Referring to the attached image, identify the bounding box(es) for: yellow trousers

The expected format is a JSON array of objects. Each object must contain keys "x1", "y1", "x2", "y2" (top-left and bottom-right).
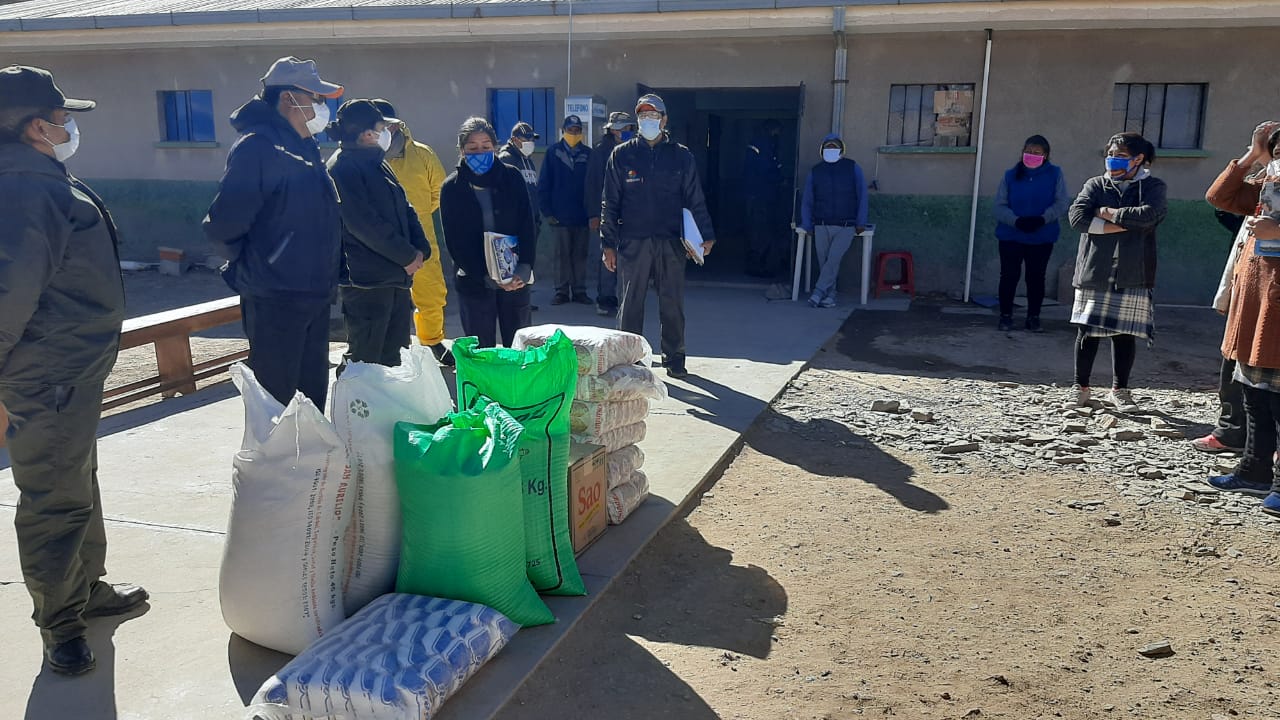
[{"x1": 411, "y1": 238, "x2": 448, "y2": 345}]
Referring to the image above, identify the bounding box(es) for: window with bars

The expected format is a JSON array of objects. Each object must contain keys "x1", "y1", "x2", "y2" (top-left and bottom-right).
[
  {"x1": 885, "y1": 83, "x2": 976, "y2": 148},
  {"x1": 157, "y1": 90, "x2": 216, "y2": 143},
  {"x1": 1112, "y1": 83, "x2": 1206, "y2": 150}
]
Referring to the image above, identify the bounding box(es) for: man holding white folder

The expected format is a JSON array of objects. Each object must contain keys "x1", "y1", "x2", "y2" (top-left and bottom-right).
[{"x1": 601, "y1": 93, "x2": 715, "y2": 378}]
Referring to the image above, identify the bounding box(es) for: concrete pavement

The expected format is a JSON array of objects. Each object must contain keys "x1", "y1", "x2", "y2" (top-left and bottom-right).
[{"x1": 0, "y1": 286, "x2": 883, "y2": 720}]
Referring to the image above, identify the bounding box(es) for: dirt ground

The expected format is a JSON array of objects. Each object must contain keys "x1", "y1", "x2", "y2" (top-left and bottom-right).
[{"x1": 495, "y1": 303, "x2": 1280, "y2": 720}]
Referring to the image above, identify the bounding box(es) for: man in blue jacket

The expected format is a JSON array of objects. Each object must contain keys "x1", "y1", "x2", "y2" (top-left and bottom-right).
[
  {"x1": 602, "y1": 94, "x2": 716, "y2": 378},
  {"x1": 538, "y1": 114, "x2": 592, "y2": 305},
  {"x1": 800, "y1": 133, "x2": 868, "y2": 308},
  {"x1": 203, "y1": 57, "x2": 344, "y2": 408}
]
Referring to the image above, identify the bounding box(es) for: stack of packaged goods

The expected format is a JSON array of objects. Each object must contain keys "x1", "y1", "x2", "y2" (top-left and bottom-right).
[{"x1": 514, "y1": 325, "x2": 666, "y2": 525}]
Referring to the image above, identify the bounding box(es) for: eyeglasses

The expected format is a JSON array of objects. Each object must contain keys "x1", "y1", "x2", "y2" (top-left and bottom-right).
[{"x1": 636, "y1": 111, "x2": 662, "y2": 121}]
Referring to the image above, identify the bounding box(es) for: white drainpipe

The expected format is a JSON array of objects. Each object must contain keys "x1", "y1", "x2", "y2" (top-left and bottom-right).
[
  {"x1": 963, "y1": 28, "x2": 993, "y2": 304},
  {"x1": 831, "y1": 6, "x2": 847, "y2": 136}
]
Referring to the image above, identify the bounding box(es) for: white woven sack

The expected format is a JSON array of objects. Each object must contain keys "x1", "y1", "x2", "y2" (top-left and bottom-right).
[
  {"x1": 606, "y1": 445, "x2": 645, "y2": 490},
  {"x1": 330, "y1": 346, "x2": 453, "y2": 615},
  {"x1": 607, "y1": 470, "x2": 649, "y2": 525},
  {"x1": 513, "y1": 324, "x2": 653, "y2": 376},
  {"x1": 221, "y1": 364, "x2": 353, "y2": 655}
]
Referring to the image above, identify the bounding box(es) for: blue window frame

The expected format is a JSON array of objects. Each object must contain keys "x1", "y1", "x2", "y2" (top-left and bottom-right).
[
  {"x1": 312, "y1": 97, "x2": 343, "y2": 144},
  {"x1": 158, "y1": 90, "x2": 216, "y2": 142},
  {"x1": 489, "y1": 88, "x2": 556, "y2": 150}
]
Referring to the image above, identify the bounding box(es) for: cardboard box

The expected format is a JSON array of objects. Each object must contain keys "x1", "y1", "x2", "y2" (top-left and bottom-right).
[
  {"x1": 933, "y1": 113, "x2": 971, "y2": 137},
  {"x1": 933, "y1": 90, "x2": 974, "y2": 115},
  {"x1": 568, "y1": 443, "x2": 607, "y2": 555}
]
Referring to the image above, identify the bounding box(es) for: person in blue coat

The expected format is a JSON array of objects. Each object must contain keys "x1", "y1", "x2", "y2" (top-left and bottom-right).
[
  {"x1": 800, "y1": 133, "x2": 868, "y2": 308},
  {"x1": 992, "y1": 134, "x2": 1071, "y2": 333},
  {"x1": 538, "y1": 114, "x2": 592, "y2": 305}
]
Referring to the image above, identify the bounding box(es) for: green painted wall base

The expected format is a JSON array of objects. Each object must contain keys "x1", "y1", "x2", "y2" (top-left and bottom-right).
[{"x1": 87, "y1": 179, "x2": 219, "y2": 263}]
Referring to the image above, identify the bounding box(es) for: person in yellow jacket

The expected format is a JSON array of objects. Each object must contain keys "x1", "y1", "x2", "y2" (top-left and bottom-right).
[{"x1": 371, "y1": 99, "x2": 452, "y2": 365}]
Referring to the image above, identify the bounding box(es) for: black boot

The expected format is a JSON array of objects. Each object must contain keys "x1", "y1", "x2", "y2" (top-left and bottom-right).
[{"x1": 46, "y1": 636, "x2": 95, "y2": 676}]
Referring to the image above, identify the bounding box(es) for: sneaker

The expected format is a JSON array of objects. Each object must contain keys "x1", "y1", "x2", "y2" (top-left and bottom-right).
[
  {"x1": 1190, "y1": 434, "x2": 1244, "y2": 454},
  {"x1": 551, "y1": 293, "x2": 570, "y2": 306},
  {"x1": 1204, "y1": 473, "x2": 1272, "y2": 496},
  {"x1": 1073, "y1": 385, "x2": 1092, "y2": 407},
  {"x1": 572, "y1": 292, "x2": 593, "y2": 305},
  {"x1": 1262, "y1": 492, "x2": 1280, "y2": 518},
  {"x1": 595, "y1": 303, "x2": 615, "y2": 317},
  {"x1": 807, "y1": 293, "x2": 822, "y2": 308},
  {"x1": 1106, "y1": 388, "x2": 1140, "y2": 413},
  {"x1": 1025, "y1": 316, "x2": 1044, "y2": 333},
  {"x1": 820, "y1": 296, "x2": 837, "y2": 308},
  {"x1": 665, "y1": 364, "x2": 689, "y2": 379},
  {"x1": 998, "y1": 315, "x2": 1014, "y2": 332}
]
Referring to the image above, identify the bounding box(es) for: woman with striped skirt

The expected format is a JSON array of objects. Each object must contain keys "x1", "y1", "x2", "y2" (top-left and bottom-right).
[{"x1": 1066, "y1": 132, "x2": 1167, "y2": 412}]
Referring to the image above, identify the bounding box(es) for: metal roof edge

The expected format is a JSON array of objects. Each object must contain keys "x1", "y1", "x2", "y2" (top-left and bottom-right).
[
  {"x1": 94, "y1": 13, "x2": 175, "y2": 29},
  {"x1": 659, "y1": 0, "x2": 775, "y2": 11},
  {"x1": 351, "y1": 5, "x2": 468, "y2": 21},
  {"x1": 18, "y1": 16, "x2": 97, "y2": 31},
  {"x1": 258, "y1": 7, "x2": 356, "y2": 23},
  {"x1": 169, "y1": 9, "x2": 260, "y2": 26},
  {"x1": 556, "y1": 0, "x2": 661, "y2": 13},
  {"x1": 450, "y1": 2, "x2": 559, "y2": 18}
]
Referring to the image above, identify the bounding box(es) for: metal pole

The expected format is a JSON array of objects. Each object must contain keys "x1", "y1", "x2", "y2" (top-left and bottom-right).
[
  {"x1": 831, "y1": 7, "x2": 847, "y2": 136},
  {"x1": 566, "y1": 0, "x2": 574, "y2": 95},
  {"x1": 963, "y1": 29, "x2": 993, "y2": 304}
]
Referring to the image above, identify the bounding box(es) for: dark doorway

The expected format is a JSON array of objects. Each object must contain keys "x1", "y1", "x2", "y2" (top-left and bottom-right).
[{"x1": 638, "y1": 84, "x2": 804, "y2": 285}]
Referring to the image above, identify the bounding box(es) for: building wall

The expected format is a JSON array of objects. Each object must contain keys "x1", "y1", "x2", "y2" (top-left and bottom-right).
[{"x1": 6, "y1": 25, "x2": 1267, "y2": 302}]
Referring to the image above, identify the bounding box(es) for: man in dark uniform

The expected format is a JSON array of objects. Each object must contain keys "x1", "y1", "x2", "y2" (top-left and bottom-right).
[
  {"x1": 0, "y1": 65, "x2": 148, "y2": 677},
  {"x1": 584, "y1": 111, "x2": 635, "y2": 316},
  {"x1": 601, "y1": 94, "x2": 716, "y2": 378}
]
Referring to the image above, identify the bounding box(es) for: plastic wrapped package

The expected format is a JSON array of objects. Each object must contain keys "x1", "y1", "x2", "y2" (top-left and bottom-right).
[
  {"x1": 570, "y1": 398, "x2": 650, "y2": 436},
  {"x1": 607, "y1": 445, "x2": 645, "y2": 490},
  {"x1": 572, "y1": 420, "x2": 646, "y2": 454},
  {"x1": 245, "y1": 594, "x2": 518, "y2": 720},
  {"x1": 607, "y1": 471, "x2": 650, "y2": 525},
  {"x1": 513, "y1": 324, "x2": 653, "y2": 376},
  {"x1": 575, "y1": 364, "x2": 668, "y2": 402}
]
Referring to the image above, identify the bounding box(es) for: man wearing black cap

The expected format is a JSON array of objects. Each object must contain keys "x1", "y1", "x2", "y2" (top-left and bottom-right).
[
  {"x1": 538, "y1": 114, "x2": 594, "y2": 305},
  {"x1": 498, "y1": 121, "x2": 541, "y2": 228},
  {"x1": 0, "y1": 65, "x2": 148, "y2": 676},
  {"x1": 204, "y1": 56, "x2": 345, "y2": 408},
  {"x1": 326, "y1": 99, "x2": 431, "y2": 371},
  {"x1": 584, "y1": 111, "x2": 636, "y2": 316},
  {"x1": 602, "y1": 94, "x2": 716, "y2": 378}
]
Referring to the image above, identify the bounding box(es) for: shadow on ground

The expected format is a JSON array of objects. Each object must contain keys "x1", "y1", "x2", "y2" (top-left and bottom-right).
[
  {"x1": 23, "y1": 604, "x2": 150, "y2": 720},
  {"x1": 495, "y1": 517, "x2": 786, "y2": 720}
]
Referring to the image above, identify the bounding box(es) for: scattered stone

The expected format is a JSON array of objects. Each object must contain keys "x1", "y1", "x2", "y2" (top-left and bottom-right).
[
  {"x1": 1110, "y1": 429, "x2": 1145, "y2": 442},
  {"x1": 1019, "y1": 434, "x2": 1055, "y2": 446},
  {"x1": 940, "y1": 692, "x2": 952, "y2": 700},
  {"x1": 1227, "y1": 548, "x2": 1244, "y2": 559},
  {"x1": 1138, "y1": 468, "x2": 1166, "y2": 480},
  {"x1": 1217, "y1": 518, "x2": 1243, "y2": 527},
  {"x1": 871, "y1": 399, "x2": 900, "y2": 413},
  {"x1": 1063, "y1": 422, "x2": 1089, "y2": 434},
  {"x1": 986, "y1": 674, "x2": 1011, "y2": 686},
  {"x1": 1139, "y1": 641, "x2": 1175, "y2": 658},
  {"x1": 1075, "y1": 437, "x2": 1102, "y2": 448},
  {"x1": 1099, "y1": 415, "x2": 1120, "y2": 431},
  {"x1": 964, "y1": 709, "x2": 983, "y2": 718},
  {"x1": 1150, "y1": 417, "x2": 1170, "y2": 429},
  {"x1": 1193, "y1": 546, "x2": 1220, "y2": 557},
  {"x1": 997, "y1": 381, "x2": 1019, "y2": 388},
  {"x1": 1103, "y1": 517, "x2": 1122, "y2": 526},
  {"x1": 1067, "y1": 499, "x2": 1105, "y2": 510},
  {"x1": 1153, "y1": 428, "x2": 1187, "y2": 439},
  {"x1": 1125, "y1": 628, "x2": 1141, "y2": 634},
  {"x1": 1054, "y1": 455, "x2": 1085, "y2": 465},
  {"x1": 911, "y1": 410, "x2": 936, "y2": 423},
  {"x1": 942, "y1": 442, "x2": 981, "y2": 454}
]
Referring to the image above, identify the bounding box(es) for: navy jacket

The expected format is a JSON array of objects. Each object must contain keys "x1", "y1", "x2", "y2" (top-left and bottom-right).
[
  {"x1": 327, "y1": 144, "x2": 431, "y2": 289},
  {"x1": 203, "y1": 97, "x2": 342, "y2": 300},
  {"x1": 800, "y1": 157, "x2": 868, "y2": 232},
  {"x1": 584, "y1": 133, "x2": 621, "y2": 222},
  {"x1": 440, "y1": 159, "x2": 538, "y2": 292},
  {"x1": 537, "y1": 139, "x2": 591, "y2": 227},
  {"x1": 993, "y1": 162, "x2": 1071, "y2": 244},
  {"x1": 601, "y1": 135, "x2": 716, "y2": 252}
]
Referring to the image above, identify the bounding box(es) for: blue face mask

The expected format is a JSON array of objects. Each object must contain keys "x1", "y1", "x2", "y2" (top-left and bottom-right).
[
  {"x1": 619, "y1": 131, "x2": 635, "y2": 142},
  {"x1": 1105, "y1": 156, "x2": 1131, "y2": 173},
  {"x1": 465, "y1": 151, "x2": 495, "y2": 175}
]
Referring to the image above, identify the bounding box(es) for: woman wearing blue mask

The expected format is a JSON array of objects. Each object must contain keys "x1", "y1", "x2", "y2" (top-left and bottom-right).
[
  {"x1": 439, "y1": 116, "x2": 538, "y2": 348},
  {"x1": 992, "y1": 134, "x2": 1071, "y2": 333},
  {"x1": 1067, "y1": 131, "x2": 1167, "y2": 412}
]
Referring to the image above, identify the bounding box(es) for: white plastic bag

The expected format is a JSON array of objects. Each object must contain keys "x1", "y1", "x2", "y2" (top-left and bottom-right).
[
  {"x1": 246, "y1": 594, "x2": 518, "y2": 720},
  {"x1": 607, "y1": 470, "x2": 649, "y2": 525},
  {"x1": 330, "y1": 346, "x2": 454, "y2": 616},
  {"x1": 513, "y1": 324, "x2": 653, "y2": 376},
  {"x1": 575, "y1": 363, "x2": 668, "y2": 402},
  {"x1": 221, "y1": 364, "x2": 353, "y2": 655},
  {"x1": 570, "y1": 398, "x2": 650, "y2": 436},
  {"x1": 572, "y1": 420, "x2": 646, "y2": 453},
  {"x1": 607, "y1": 445, "x2": 645, "y2": 490}
]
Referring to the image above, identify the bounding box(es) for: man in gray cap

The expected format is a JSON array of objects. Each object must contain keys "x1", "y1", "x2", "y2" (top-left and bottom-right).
[
  {"x1": 204, "y1": 57, "x2": 344, "y2": 408},
  {"x1": 602, "y1": 94, "x2": 715, "y2": 378},
  {"x1": 0, "y1": 65, "x2": 148, "y2": 676},
  {"x1": 584, "y1": 111, "x2": 635, "y2": 316}
]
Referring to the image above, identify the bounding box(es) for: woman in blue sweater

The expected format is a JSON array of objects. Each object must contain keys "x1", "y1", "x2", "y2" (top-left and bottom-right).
[{"x1": 993, "y1": 135, "x2": 1071, "y2": 332}]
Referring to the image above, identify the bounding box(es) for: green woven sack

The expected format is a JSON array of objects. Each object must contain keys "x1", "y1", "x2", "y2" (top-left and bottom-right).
[
  {"x1": 393, "y1": 401, "x2": 554, "y2": 627},
  {"x1": 453, "y1": 332, "x2": 586, "y2": 596}
]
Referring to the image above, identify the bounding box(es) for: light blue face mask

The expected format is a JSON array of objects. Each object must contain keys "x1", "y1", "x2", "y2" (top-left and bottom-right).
[{"x1": 465, "y1": 151, "x2": 495, "y2": 175}]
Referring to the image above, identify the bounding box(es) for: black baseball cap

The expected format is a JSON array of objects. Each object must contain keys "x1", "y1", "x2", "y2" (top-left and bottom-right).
[
  {"x1": 334, "y1": 99, "x2": 391, "y2": 140},
  {"x1": 0, "y1": 65, "x2": 95, "y2": 112},
  {"x1": 562, "y1": 114, "x2": 584, "y2": 130},
  {"x1": 512, "y1": 121, "x2": 539, "y2": 140}
]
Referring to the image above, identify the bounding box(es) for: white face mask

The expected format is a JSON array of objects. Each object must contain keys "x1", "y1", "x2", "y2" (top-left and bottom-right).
[
  {"x1": 299, "y1": 99, "x2": 330, "y2": 136},
  {"x1": 519, "y1": 140, "x2": 535, "y2": 157},
  {"x1": 43, "y1": 118, "x2": 80, "y2": 162},
  {"x1": 822, "y1": 148, "x2": 841, "y2": 163},
  {"x1": 376, "y1": 127, "x2": 392, "y2": 152},
  {"x1": 639, "y1": 118, "x2": 662, "y2": 141}
]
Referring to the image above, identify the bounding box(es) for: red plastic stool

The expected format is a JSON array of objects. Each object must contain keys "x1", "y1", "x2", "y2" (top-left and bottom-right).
[{"x1": 874, "y1": 251, "x2": 915, "y2": 299}]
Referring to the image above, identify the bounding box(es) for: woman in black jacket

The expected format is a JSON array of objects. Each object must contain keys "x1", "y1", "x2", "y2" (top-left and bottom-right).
[
  {"x1": 440, "y1": 116, "x2": 538, "y2": 348},
  {"x1": 1067, "y1": 132, "x2": 1167, "y2": 412},
  {"x1": 326, "y1": 99, "x2": 430, "y2": 370}
]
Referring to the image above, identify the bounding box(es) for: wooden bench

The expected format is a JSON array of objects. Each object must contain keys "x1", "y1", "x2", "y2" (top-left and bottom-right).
[
  {"x1": 0, "y1": 297, "x2": 246, "y2": 447},
  {"x1": 102, "y1": 296, "x2": 247, "y2": 411}
]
